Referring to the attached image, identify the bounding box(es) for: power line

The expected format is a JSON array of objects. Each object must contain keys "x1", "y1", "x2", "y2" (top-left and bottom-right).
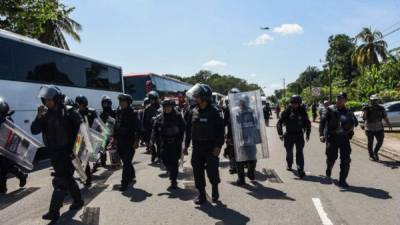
[{"x1": 382, "y1": 26, "x2": 400, "y2": 39}]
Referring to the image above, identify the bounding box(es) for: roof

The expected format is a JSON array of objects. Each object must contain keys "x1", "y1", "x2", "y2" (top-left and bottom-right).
[
  {"x1": 0, "y1": 29, "x2": 121, "y2": 69},
  {"x1": 123, "y1": 73, "x2": 193, "y2": 86}
]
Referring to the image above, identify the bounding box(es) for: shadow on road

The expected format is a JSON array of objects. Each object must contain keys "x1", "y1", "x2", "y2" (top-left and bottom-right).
[
  {"x1": 377, "y1": 160, "x2": 400, "y2": 169},
  {"x1": 334, "y1": 181, "x2": 392, "y2": 199},
  {"x1": 196, "y1": 202, "x2": 250, "y2": 225},
  {"x1": 294, "y1": 174, "x2": 333, "y2": 185},
  {"x1": 233, "y1": 181, "x2": 295, "y2": 201},
  {"x1": 116, "y1": 185, "x2": 153, "y2": 202},
  {"x1": 158, "y1": 186, "x2": 198, "y2": 201}
]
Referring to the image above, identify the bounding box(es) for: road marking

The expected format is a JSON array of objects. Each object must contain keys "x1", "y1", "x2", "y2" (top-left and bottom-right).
[{"x1": 312, "y1": 198, "x2": 334, "y2": 225}]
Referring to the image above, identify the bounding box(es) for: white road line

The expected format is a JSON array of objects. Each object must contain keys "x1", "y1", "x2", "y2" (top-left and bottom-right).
[{"x1": 312, "y1": 198, "x2": 334, "y2": 225}]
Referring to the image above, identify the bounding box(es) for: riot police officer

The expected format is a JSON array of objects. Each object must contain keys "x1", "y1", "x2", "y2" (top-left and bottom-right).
[
  {"x1": 0, "y1": 99, "x2": 28, "y2": 194},
  {"x1": 151, "y1": 98, "x2": 185, "y2": 189},
  {"x1": 184, "y1": 84, "x2": 225, "y2": 204},
  {"x1": 75, "y1": 95, "x2": 98, "y2": 186},
  {"x1": 99, "y1": 95, "x2": 116, "y2": 166},
  {"x1": 224, "y1": 88, "x2": 240, "y2": 174},
  {"x1": 363, "y1": 95, "x2": 392, "y2": 161},
  {"x1": 143, "y1": 91, "x2": 161, "y2": 162},
  {"x1": 263, "y1": 102, "x2": 272, "y2": 126},
  {"x1": 114, "y1": 94, "x2": 139, "y2": 191},
  {"x1": 277, "y1": 95, "x2": 311, "y2": 178},
  {"x1": 31, "y1": 85, "x2": 83, "y2": 222},
  {"x1": 319, "y1": 92, "x2": 358, "y2": 188}
]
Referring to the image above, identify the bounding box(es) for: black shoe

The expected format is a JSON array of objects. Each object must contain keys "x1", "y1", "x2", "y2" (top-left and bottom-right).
[
  {"x1": 247, "y1": 171, "x2": 255, "y2": 181},
  {"x1": 339, "y1": 180, "x2": 349, "y2": 188},
  {"x1": 236, "y1": 178, "x2": 245, "y2": 186},
  {"x1": 325, "y1": 169, "x2": 331, "y2": 178},
  {"x1": 194, "y1": 194, "x2": 207, "y2": 205},
  {"x1": 298, "y1": 169, "x2": 306, "y2": 179},
  {"x1": 119, "y1": 184, "x2": 128, "y2": 192},
  {"x1": 169, "y1": 180, "x2": 178, "y2": 189},
  {"x1": 69, "y1": 200, "x2": 84, "y2": 211},
  {"x1": 212, "y1": 185, "x2": 219, "y2": 203},
  {"x1": 286, "y1": 166, "x2": 292, "y2": 171},
  {"x1": 19, "y1": 174, "x2": 28, "y2": 188},
  {"x1": 42, "y1": 211, "x2": 60, "y2": 221},
  {"x1": 374, "y1": 153, "x2": 380, "y2": 161},
  {"x1": 229, "y1": 168, "x2": 237, "y2": 174}
]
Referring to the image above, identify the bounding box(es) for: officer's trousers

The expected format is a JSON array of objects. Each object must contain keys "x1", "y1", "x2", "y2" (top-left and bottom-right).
[
  {"x1": 117, "y1": 143, "x2": 135, "y2": 186},
  {"x1": 161, "y1": 142, "x2": 181, "y2": 181},
  {"x1": 326, "y1": 134, "x2": 352, "y2": 181},
  {"x1": 284, "y1": 133, "x2": 305, "y2": 170},
  {"x1": 191, "y1": 146, "x2": 220, "y2": 190}
]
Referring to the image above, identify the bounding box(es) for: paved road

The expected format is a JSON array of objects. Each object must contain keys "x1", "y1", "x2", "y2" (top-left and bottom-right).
[{"x1": 1, "y1": 116, "x2": 399, "y2": 225}]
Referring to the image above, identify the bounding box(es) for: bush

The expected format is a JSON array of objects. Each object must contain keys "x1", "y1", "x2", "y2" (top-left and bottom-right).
[
  {"x1": 346, "y1": 101, "x2": 364, "y2": 111},
  {"x1": 377, "y1": 89, "x2": 400, "y2": 103}
]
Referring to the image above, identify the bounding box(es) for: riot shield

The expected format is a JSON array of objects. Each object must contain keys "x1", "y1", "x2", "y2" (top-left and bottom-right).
[
  {"x1": 228, "y1": 90, "x2": 269, "y2": 162},
  {"x1": 88, "y1": 128, "x2": 107, "y2": 162},
  {"x1": 72, "y1": 121, "x2": 93, "y2": 182},
  {"x1": 0, "y1": 119, "x2": 43, "y2": 170}
]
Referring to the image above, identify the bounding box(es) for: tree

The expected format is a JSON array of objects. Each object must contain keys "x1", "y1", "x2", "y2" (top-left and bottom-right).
[
  {"x1": 352, "y1": 27, "x2": 388, "y2": 69},
  {"x1": 0, "y1": 0, "x2": 81, "y2": 50},
  {"x1": 325, "y1": 34, "x2": 358, "y2": 84},
  {"x1": 296, "y1": 66, "x2": 323, "y2": 89}
]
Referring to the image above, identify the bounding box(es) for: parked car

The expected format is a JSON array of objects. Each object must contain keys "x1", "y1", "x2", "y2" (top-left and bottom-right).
[{"x1": 356, "y1": 101, "x2": 400, "y2": 129}]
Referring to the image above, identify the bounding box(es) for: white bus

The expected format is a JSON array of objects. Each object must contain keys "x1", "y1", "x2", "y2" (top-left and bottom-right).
[{"x1": 0, "y1": 29, "x2": 124, "y2": 141}]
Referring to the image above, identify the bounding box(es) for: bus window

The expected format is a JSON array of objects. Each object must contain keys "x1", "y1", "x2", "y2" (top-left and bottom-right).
[
  {"x1": 124, "y1": 76, "x2": 150, "y2": 101},
  {"x1": 86, "y1": 63, "x2": 109, "y2": 89},
  {"x1": 0, "y1": 38, "x2": 14, "y2": 80},
  {"x1": 109, "y1": 67, "x2": 123, "y2": 92}
]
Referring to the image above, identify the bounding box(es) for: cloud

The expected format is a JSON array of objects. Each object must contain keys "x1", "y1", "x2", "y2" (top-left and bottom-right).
[
  {"x1": 249, "y1": 73, "x2": 257, "y2": 78},
  {"x1": 247, "y1": 33, "x2": 274, "y2": 46},
  {"x1": 203, "y1": 60, "x2": 227, "y2": 67},
  {"x1": 272, "y1": 24, "x2": 304, "y2": 35}
]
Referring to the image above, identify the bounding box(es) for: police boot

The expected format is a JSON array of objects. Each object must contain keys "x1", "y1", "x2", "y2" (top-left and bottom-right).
[
  {"x1": 194, "y1": 188, "x2": 207, "y2": 205},
  {"x1": 247, "y1": 161, "x2": 256, "y2": 181},
  {"x1": 339, "y1": 165, "x2": 350, "y2": 188},
  {"x1": 297, "y1": 168, "x2": 306, "y2": 179},
  {"x1": 17, "y1": 172, "x2": 28, "y2": 188},
  {"x1": 236, "y1": 176, "x2": 245, "y2": 186},
  {"x1": 69, "y1": 200, "x2": 84, "y2": 211},
  {"x1": 42, "y1": 190, "x2": 64, "y2": 221},
  {"x1": 326, "y1": 161, "x2": 334, "y2": 178},
  {"x1": 169, "y1": 179, "x2": 178, "y2": 189},
  {"x1": 211, "y1": 184, "x2": 219, "y2": 203}
]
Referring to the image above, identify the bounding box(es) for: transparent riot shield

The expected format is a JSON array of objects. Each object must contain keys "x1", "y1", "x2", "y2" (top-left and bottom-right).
[
  {"x1": 72, "y1": 120, "x2": 93, "y2": 182},
  {"x1": 91, "y1": 117, "x2": 115, "y2": 138},
  {"x1": 88, "y1": 128, "x2": 107, "y2": 162},
  {"x1": 0, "y1": 119, "x2": 43, "y2": 170},
  {"x1": 228, "y1": 90, "x2": 269, "y2": 162}
]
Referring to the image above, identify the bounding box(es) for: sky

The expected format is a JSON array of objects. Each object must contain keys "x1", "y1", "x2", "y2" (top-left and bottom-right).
[{"x1": 63, "y1": 0, "x2": 400, "y2": 95}]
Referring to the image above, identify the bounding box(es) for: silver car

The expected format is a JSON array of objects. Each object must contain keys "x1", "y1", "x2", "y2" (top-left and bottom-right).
[{"x1": 358, "y1": 101, "x2": 400, "y2": 129}]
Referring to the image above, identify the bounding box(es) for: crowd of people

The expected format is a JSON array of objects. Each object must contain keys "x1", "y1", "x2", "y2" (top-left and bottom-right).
[{"x1": 0, "y1": 83, "x2": 393, "y2": 223}]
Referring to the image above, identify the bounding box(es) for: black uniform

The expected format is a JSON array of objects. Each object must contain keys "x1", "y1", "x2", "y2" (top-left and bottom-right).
[
  {"x1": 0, "y1": 116, "x2": 28, "y2": 194},
  {"x1": 114, "y1": 106, "x2": 139, "y2": 188},
  {"x1": 277, "y1": 105, "x2": 311, "y2": 172},
  {"x1": 263, "y1": 104, "x2": 272, "y2": 126},
  {"x1": 312, "y1": 103, "x2": 318, "y2": 122},
  {"x1": 363, "y1": 104, "x2": 386, "y2": 158},
  {"x1": 143, "y1": 103, "x2": 161, "y2": 160},
  {"x1": 319, "y1": 105, "x2": 358, "y2": 183},
  {"x1": 223, "y1": 106, "x2": 236, "y2": 173},
  {"x1": 99, "y1": 107, "x2": 116, "y2": 166},
  {"x1": 78, "y1": 108, "x2": 98, "y2": 185},
  {"x1": 185, "y1": 104, "x2": 225, "y2": 197},
  {"x1": 151, "y1": 109, "x2": 185, "y2": 183},
  {"x1": 31, "y1": 107, "x2": 83, "y2": 216}
]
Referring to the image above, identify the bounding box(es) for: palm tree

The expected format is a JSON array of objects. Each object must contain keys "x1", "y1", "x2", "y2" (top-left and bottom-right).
[
  {"x1": 352, "y1": 27, "x2": 388, "y2": 69},
  {"x1": 38, "y1": 3, "x2": 82, "y2": 50}
]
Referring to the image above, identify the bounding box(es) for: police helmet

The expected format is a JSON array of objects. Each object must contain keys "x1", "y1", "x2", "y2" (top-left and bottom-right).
[
  {"x1": 64, "y1": 96, "x2": 75, "y2": 107},
  {"x1": 38, "y1": 85, "x2": 64, "y2": 105},
  {"x1": 162, "y1": 98, "x2": 175, "y2": 107},
  {"x1": 239, "y1": 94, "x2": 250, "y2": 106},
  {"x1": 337, "y1": 92, "x2": 348, "y2": 100},
  {"x1": 186, "y1": 83, "x2": 212, "y2": 101},
  {"x1": 369, "y1": 94, "x2": 380, "y2": 101},
  {"x1": 75, "y1": 95, "x2": 88, "y2": 106},
  {"x1": 118, "y1": 93, "x2": 133, "y2": 104},
  {"x1": 229, "y1": 88, "x2": 240, "y2": 94},
  {"x1": 0, "y1": 98, "x2": 10, "y2": 119},
  {"x1": 290, "y1": 95, "x2": 302, "y2": 104},
  {"x1": 101, "y1": 95, "x2": 112, "y2": 106},
  {"x1": 147, "y1": 91, "x2": 159, "y2": 100},
  {"x1": 143, "y1": 97, "x2": 150, "y2": 106}
]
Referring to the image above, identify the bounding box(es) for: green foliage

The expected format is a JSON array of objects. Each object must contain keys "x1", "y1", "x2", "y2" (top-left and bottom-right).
[
  {"x1": 0, "y1": 0, "x2": 81, "y2": 49},
  {"x1": 346, "y1": 101, "x2": 364, "y2": 111},
  {"x1": 166, "y1": 70, "x2": 262, "y2": 95},
  {"x1": 326, "y1": 34, "x2": 359, "y2": 84},
  {"x1": 377, "y1": 89, "x2": 400, "y2": 102}
]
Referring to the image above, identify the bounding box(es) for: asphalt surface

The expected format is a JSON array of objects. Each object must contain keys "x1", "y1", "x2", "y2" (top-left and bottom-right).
[{"x1": 1, "y1": 116, "x2": 399, "y2": 225}]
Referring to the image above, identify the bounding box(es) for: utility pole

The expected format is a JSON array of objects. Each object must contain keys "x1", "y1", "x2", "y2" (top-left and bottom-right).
[{"x1": 283, "y1": 78, "x2": 286, "y2": 97}]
